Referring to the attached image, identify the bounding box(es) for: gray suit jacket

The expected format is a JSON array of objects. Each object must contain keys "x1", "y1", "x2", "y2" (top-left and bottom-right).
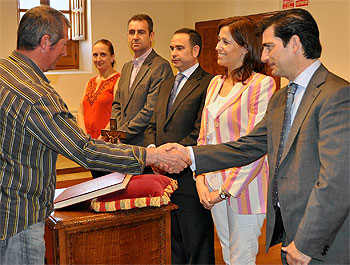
[
  {"x1": 112, "y1": 50, "x2": 173, "y2": 146},
  {"x1": 193, "y1": 64, "x2": 349, "y2": 263},
  {"x1": 144, "y1": 65, "x2": 213, "y2": 195}
]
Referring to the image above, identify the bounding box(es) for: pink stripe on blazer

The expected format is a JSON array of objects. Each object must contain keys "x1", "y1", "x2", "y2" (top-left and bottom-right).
[{"x1": 197, "y1": 73, "x2": 276, "y2": 214}]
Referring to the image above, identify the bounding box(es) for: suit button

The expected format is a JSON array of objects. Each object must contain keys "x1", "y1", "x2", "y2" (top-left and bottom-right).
[{"x1": 215, "y1": 121, "x2": 219, "y2": 127}]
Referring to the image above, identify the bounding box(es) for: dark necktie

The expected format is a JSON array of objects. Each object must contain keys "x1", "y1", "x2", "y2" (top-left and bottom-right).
[
  {"x1": 272, "y1": 82, "x2": 298, "y2": 208},
  {"x1": 167, "y1": 73, "x2": 185, "y2": 116}
]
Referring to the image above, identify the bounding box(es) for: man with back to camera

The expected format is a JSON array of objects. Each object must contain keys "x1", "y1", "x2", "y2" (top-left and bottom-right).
[
  {"x1": 112, "y1": 14, "x2": 173, "y2": 146},
  {"x1": 169, "y1": 9, "x2": 349, "y2": 265},
  {"x1": 144, "y1": 28, "x2": 215, "y2": 264},
  {"x1": 0, "y1": 6, "x2": 190, "y2": 265}
]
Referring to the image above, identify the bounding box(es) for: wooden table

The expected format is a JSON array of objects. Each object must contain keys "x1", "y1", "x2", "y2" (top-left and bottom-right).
[{"x1": 45, "y1": 203, "x2": 177, "y2": 264}]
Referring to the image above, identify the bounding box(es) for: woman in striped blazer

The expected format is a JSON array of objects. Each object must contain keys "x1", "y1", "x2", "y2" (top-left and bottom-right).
[{"x1": 195, "y1": 17, "x2": 276, "y2": 265}]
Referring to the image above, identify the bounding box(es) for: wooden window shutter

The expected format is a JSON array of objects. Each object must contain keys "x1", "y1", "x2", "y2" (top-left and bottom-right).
[{"x1": 71, "y1": 0, "x2": 86, "y2": 41}]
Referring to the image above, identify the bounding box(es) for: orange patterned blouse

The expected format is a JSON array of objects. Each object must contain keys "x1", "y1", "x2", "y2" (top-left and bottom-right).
[{"x1": 82, "y1": 73, "x2": 120, "y2": 138}]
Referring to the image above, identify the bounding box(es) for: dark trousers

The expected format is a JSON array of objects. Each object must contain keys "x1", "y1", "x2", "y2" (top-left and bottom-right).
[
  {"x1": 272, "y1": 207, "x2": 289, "y2": 265},
  {"x1": 170, "y1": 193, "x2": 215, "y2": 265}
]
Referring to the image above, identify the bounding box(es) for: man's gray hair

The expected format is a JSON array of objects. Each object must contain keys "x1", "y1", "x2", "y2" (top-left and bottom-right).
[{"x1": 17, "y1": 5, "x2": 70, "y2": 50}]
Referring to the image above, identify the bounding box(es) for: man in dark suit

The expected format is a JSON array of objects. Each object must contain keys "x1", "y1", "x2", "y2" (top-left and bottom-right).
[
  {"x1": 144, "y1": 28, "x2": 215, "y2": 264},
  {"x1": 112, "y1": 14, "x2": 173, "y2": 146},
  {"x1": 168, "y1": 9, "x2": 349, "y2": 265}
]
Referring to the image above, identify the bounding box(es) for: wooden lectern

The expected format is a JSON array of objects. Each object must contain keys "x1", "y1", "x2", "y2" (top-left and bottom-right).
[
  {"x1": 45, "y1": 119, "x2": 176, "y2": 264},
  {"x1": 45, "y1": 203, "x2": 176, "y2": 264}
]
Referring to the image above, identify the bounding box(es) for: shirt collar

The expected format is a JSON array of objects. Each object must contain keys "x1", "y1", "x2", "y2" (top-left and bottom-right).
[
  {"x1": 290, "y1": 60, "x2": 321, "y2": 88},
  {"x1": 132, "y1": 48, "x2": 152, "y2": 66},
  {"x1": 11, "y1": 50, "x2": 50, "y2": 83},
  {"x1": 177, "y1": 63, "x2": 199, "y2": 79}
]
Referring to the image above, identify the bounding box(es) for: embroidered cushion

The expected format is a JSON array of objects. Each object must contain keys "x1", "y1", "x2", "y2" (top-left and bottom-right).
[{"x1": 91, "y1": 174, "x2": 177, "y2": 212}]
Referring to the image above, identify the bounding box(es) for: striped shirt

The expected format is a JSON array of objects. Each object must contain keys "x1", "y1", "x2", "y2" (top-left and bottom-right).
[{"x1": 0, "y1": 51, "x2": 145, "y2": 240}]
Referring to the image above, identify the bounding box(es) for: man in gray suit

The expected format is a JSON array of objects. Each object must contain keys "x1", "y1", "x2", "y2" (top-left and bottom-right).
[
  {"x1": 112, "y1": 14, "x2": 173, "y2": 146},
  {"x1": 169, "y1": 9, "x2": 349, "y2": 265}
]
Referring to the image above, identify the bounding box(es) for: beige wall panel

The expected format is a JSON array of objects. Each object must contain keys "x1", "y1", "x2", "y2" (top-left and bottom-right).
[{"x1": 1, "y1": 0, "x2": 349, "y2": 112}]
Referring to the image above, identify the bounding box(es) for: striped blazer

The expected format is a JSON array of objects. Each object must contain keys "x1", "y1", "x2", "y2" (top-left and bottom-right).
[{"x1": 197, "y1": 73, "x2": 276, "y2": 214}]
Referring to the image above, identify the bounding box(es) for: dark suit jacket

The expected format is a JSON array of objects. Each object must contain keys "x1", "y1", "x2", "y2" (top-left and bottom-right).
[
  {"x1": 112, "y1": 50, "x2": 173, "y2": 146},
  {"x1": 192, "y1": 64, "x2": 349, "y2": 263},
  {"x1": 144, "y1": 65, "x2": 213, "y2": 195}
]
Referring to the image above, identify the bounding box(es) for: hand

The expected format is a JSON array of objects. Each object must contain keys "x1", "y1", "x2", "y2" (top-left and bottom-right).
[
  {"x1": 163, "y1": 143, "x2": 190, "y2": 159},
  {"x1": 281, "y1": 241, "x2": 311, "y2": 265},
  {"x1": 157, "y1": 144, "x2": 191, "y2": 174},
  {"x1": 151, "y1": 165, "x2": 167, "y2": 175},
  {"x1": 145, "y1": 144, "x2": 191, "y2": 174},
  {"x1": 209, "y1": 190, "x2": 224, "y2": 205},
  {"x1": 196, "y1": 175, "x2": 213, "y2": 209}
]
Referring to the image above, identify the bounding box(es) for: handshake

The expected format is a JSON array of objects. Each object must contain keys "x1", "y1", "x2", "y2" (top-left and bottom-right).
[{"x1": 145, "y1": 143, "x2": 192, "y2": 174}]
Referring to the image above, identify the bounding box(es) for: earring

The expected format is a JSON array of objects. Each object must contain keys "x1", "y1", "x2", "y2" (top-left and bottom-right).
[{"x1": 240, "y1": 54, "x2": 244, "y2": 61}]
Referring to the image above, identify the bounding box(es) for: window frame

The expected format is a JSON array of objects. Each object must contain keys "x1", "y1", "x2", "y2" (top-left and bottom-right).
[{"x1": 17, "y1": 0, "x2": 86, "y2": 70}]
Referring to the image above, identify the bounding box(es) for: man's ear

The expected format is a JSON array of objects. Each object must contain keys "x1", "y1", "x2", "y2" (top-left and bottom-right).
[
  {"x1": 289, "y1": 35, "x2": 301, "y2": 53},
  {"x1": 40, "y1": 35, "x2": 51, "y2": 50},
  {"x1": 149, "y1": 31, "x2": 155, "y2": 42},
  {"x1": 192, "y1": 45, "x2": 200, "y2": 58}
]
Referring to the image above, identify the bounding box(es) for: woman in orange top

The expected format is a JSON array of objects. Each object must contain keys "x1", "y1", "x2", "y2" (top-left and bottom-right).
[{"x1": 77, "y1": 39, "x2": 121, "y2": 178}]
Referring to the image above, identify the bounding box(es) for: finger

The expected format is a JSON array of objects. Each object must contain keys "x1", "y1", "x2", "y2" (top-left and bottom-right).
[
  {"x1": 203, "y1": 203, "x2": 213, "y2": 210},
  {"x1": 158, "y1": 163, "x2": 169, "y2": 172},
  {"x1": 201, "y1": 197, "x2": 213, "y2": 208},
  {"x1": 165, "y1": 164, "x2": 182, "y2": 174},
  {"x1": 200, "y1": 194, "x2": 210, "y2": 205},
  {"x1": 165, "y1": 155, "x2": 188, "y2": 170},
  {"x1": 203, "y1": 201, "x2": 212, "y2": 209},
  {"x1": 176, "y1": 159, "x2": 188, "y2": 170},
  {"x1": 175, "y1": 151, "x2": 191, "y2": 166},
  {"x1": 204, "y1": 192, "x2": 211, "y2": 203},
  {"x1": 172, "y1": 164, "x2": 186, "y2": 173},
  {"x1": 200, "y1": 200, "x2": 210, "y2": 208},
  {"x1": 151, "y1": 166, "x2": 160, "y2": 174},
  {"x1": 163, "y1": 143, "x2": 176, "y2": 152},
  {"x1": 286, "y1": 253, "x2": 294, "y2": 265}
]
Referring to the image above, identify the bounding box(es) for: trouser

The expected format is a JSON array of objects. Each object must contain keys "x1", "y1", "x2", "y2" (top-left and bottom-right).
[
  {"x1": 171, "y1": 193, "x2": 215, "y2": 264},
  {"x1": 0, "y1": 220, "x2": 45, "y2": 265},
  {"x1": 211, "y1": 199, "x2": 265, "y2": 265}
]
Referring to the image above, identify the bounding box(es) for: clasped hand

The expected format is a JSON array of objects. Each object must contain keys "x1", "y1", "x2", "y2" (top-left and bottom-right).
[
  {"x1": 146, "y1": 143, "x2": 191, "y2": 174},
  {"x1": 196, "y1": 174, "x2": 224, "y2": 210}
]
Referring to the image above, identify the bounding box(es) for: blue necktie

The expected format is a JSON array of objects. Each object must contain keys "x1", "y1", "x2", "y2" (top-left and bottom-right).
[
  {"x1": 167, "y1": 73, "x2": 185, "y2": 116},
  {"x1": 272, "y1": 83, "x2": 298, "y2": 208}
]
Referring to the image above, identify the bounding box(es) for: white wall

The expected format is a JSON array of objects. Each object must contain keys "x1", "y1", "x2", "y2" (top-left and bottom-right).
[{"x1": 1, "y1": 0, "x2": 349, "y2": 112}]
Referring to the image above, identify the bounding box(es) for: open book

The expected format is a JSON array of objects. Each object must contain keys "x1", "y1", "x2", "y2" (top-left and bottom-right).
[{"x1": 54, "y1": 172, "x2": 133, "y2": 209}]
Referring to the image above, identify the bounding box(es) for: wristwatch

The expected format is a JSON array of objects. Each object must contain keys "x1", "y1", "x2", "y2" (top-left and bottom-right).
[{"x1": 219, "y1": 186, "x2": 229, "y2": 199}]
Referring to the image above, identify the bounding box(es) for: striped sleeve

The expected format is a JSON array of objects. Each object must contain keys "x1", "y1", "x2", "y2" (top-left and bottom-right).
[{"x1": 27, "y1": 92, "x2": 145, "y2": 173}]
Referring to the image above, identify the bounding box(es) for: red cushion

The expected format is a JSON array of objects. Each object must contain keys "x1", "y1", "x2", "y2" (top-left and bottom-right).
[{"x1": 91, "y1": 174, "x2": 178, "y2": 212}]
